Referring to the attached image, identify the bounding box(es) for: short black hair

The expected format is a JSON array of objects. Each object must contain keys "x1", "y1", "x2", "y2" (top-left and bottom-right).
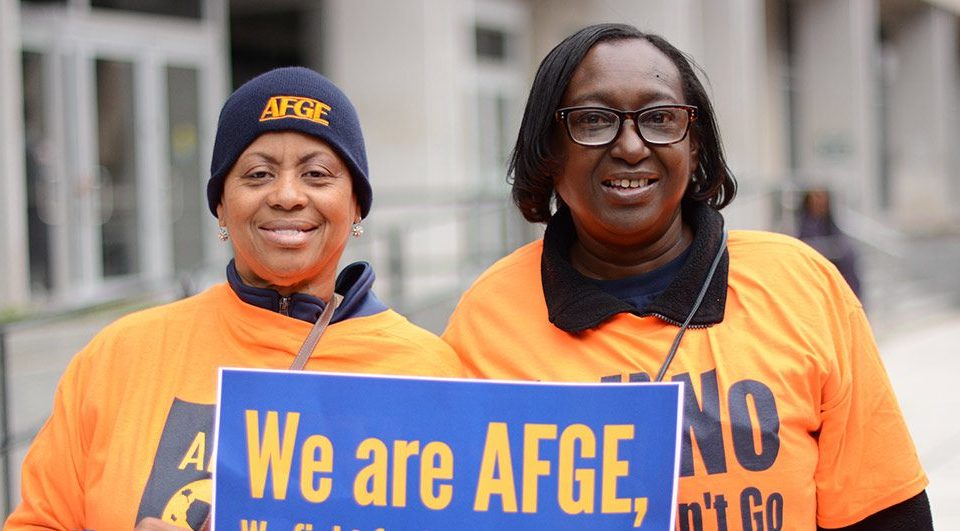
[{"x1": 509, "y1": 23, "x2": 737, "y2": 223}]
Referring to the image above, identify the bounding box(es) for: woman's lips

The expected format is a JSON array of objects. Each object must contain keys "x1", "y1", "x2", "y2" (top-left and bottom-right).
[
  {"x1": 600, "y1": 175, "x2": 659, "y2": 203},
  {"x1": 602, "y1": 177, "x2": 654, "y2": 189},
  {"x1": 259, "y1": 224, "x2": 317, "y2": 247}
]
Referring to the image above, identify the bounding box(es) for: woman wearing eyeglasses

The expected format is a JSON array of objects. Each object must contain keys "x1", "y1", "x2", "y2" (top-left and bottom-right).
[{"x1": 443, "y1": 24, "x2": 932, "y2": 530}]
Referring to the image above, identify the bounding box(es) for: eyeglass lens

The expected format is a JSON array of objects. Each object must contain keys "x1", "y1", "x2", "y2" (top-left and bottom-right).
[{"x1": 566, "y1": 107, "x2": 690, "y2": 146}]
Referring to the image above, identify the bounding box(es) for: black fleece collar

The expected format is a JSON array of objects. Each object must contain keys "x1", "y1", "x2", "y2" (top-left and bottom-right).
[{"x1": 541, "y1": 202, "x2": 728, "y2": 333}]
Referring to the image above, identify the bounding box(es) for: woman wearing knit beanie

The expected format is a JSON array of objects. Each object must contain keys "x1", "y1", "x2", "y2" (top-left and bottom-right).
[{"x1": 7, "y1": 67, "x2": 462, "y2": 529}]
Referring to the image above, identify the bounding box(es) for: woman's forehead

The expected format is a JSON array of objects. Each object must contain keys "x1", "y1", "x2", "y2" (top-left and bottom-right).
[
  {"x1": 563, "y1": 39, "x2": 684, "y2": 105},
  {"x1": 237, "y1": 131, "x2": 342, "y2": 162}
]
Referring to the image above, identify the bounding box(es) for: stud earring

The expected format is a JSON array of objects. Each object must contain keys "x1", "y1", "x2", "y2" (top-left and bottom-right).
[
  {"x1": 218, "y1": 226, "x2": 229, "y2": 242},
  {"x1": 351, "y1": 223, "x2": 364, "y2": 238}
]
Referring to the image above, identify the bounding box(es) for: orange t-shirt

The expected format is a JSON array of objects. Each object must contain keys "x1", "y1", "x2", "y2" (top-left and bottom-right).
[
  {"x1": 443, "y1": 230, "x2": 926, "y2": 530},
  {"x1": 7, "y1": 283, "x2": 462, "y2": 529}
]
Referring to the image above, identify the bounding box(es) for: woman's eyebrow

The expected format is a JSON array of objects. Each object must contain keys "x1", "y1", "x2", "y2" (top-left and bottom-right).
[
  {"x1": 297, "y1": 151, "x2": 329, "y2": 165},
  {"x1": 239, "y1": 151, "x2": 280, "y2": 164},
  {"x1": 566, "y1": 89, "x2": 679, "y2": 107}
]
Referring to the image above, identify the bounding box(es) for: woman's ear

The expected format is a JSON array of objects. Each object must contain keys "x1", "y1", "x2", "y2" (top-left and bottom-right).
[
  {"x1": 689, "y1": 133, "x2": 701, "y2": 173},
  {"x1": 216, "y1": 202, "x2": 225, "y2": 222}
]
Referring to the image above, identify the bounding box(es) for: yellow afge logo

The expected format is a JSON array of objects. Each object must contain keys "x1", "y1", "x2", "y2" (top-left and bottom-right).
[{"x1": 260, "y1": 95, "x2": 332, "y2": 126}]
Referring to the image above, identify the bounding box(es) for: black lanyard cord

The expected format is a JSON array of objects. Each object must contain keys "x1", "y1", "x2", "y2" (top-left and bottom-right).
[{"x1": 654, "y1": 229, "x2": 727, "y2": 383}]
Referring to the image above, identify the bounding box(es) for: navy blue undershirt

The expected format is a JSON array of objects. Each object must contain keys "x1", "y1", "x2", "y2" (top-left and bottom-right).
[
  {"x1": 583, "y1": 245, "x2": 692, "y2": 311},
  {"x1": 225, "y1": 259, "x2": 387, "y2": 324}
]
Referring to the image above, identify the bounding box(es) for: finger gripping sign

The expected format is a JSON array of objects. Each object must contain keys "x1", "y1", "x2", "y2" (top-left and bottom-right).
[{"x1": 213, "y1": 369, "x2": 683, "y2": 530}]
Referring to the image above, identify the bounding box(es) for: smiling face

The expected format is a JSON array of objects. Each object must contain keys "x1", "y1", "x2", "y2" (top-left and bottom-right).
[
  {"x1": 553, "y1": 38, "x2": 698, "y2": 267},
  {"x1": 216, "y1": 131, "x2": 358, "y2": 298}
]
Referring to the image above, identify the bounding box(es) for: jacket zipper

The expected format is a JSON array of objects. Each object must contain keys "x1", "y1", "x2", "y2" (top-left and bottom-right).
[
  {"x1": 279, "y1": 296, "x2": 290, "y2": 316},
  {"x1": 646, "y1": 312, "x2": 711, "y2": 329}
]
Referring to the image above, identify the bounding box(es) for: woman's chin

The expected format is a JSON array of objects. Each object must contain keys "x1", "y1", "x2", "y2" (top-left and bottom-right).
[{"x1": 242, "y1": 262, "x2": 328, "y2": 293}]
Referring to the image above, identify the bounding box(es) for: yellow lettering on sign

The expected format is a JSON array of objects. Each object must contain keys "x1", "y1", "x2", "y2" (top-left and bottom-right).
[
  {"x1": 473, "y1": 422, "x2": 518, "y2": 512},
  {"x1": 354, "y1": 437, "x2": 389, "y2": 506},
  {"x1": 300, "y1": 434, "x2": 334, "y2": 503},
  {"x1": 522, "y1": 423, "x2": 557, "y2": 513},
  {"x1": 245, "y1": 409, "x2": 299, "y2": 500},
  {"x1": 558, "y1": 423, "x2": 596, "y2": 514},
  {"x1": 601, "y1": 424, "x2": 633, "y2": 514},
  {"x1": 420, "y1": 441, "x2": 454, "y2": 510},
  {"x1": 391, "y1": 440, "x2": 420, "y2": 507},
  {"x1": 633, "y1": 497, "x2": 649, "y2": 527},
  {"x1": 241, "y1": 520, "x2": 268, "y2": 531}
]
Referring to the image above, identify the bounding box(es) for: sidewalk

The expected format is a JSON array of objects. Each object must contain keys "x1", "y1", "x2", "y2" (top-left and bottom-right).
[{"x1": 877, "y1": 311, "x2": 960, "y2": 529}]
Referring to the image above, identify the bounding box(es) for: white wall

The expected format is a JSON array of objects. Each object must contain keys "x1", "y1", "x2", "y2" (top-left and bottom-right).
[
  {"x1": 324, "y1": 0, "x2": 526, "y2": 305},
  {"x1": 324, "y1": 0, "x2": 464, "y2": 207}
]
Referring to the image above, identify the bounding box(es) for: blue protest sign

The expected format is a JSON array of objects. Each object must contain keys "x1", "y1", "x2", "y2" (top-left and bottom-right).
[{"x1": 213, "y1": 369, "x2": 683, "y2": 530}]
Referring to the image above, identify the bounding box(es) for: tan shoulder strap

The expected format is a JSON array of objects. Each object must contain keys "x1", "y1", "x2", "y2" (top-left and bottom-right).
[
  {"x1": 200, "y1": 293, "x2": 342, "y2": 530},
  {"x1": 289, "y1": 293, "x2": 342, "y2": 371}
]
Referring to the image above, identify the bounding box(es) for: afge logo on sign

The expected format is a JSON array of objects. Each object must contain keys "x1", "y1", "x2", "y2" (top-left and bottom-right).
[
  {"x1": 212, "y1": 369, "x2": 684, "y2": 530},
  {"x1": 259, "y1": 96, "x2": 331, "y2": 126}
]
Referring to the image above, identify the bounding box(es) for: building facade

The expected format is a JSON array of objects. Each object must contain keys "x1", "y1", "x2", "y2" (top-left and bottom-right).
[{"x1": 1, "y1": 0, "x2": 959, "y2": 319}]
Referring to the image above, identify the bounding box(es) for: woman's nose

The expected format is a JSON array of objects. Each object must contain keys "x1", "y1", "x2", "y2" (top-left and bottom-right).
[
  {"x1": 267, "y1": 173, "x2": 308, "y2": 209},
  {"x1": 609, "y1": 118, "x2": 651, "y2": 164}
]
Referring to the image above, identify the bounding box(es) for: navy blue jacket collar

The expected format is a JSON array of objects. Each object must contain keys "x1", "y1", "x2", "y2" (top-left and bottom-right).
[{"x1": 226, "y1": 260, "x2": 387, "y2": 324}]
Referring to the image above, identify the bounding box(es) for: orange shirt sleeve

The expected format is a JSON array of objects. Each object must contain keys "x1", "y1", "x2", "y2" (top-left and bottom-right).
[
  {"x1": 5, "y1": 351, "x2": 90, "y2": 529},
  {"x1": 814, "y1": 303, "x2": 928, "y2": 528}
]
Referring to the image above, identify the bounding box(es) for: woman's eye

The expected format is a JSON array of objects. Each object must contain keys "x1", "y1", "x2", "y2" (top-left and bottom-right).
[
  {"x1": 245, "y1": 170, "x2": 271, "y2": 180},
  {"x1": 303, "y1": 170, "x2": 332, "y2": 179},
  {"x1": 577, "y1": 111, "x2": 616, "y2": 126},
  {"x1": 643, "y1": 110, "x2": 676, "y2": 125}
]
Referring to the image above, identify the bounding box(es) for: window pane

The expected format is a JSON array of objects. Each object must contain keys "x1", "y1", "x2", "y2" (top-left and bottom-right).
[
  {"x1": 166, "y1": 65, "x2": 205, "y2": 274},
  {"x1": 22, "y1": 51, "x2": 54, "y2": 292},
  {"x1": 90, "y1": 0, "x2": 202, "y2": 20},
  {"x1": 230, "y1": 8, "x2": 303, "y2": 87},
  {"x1": 96, "y1": 59, "x2": 139, "y2": 277},
  {"x1": 475, "y1": 26, "x2": 508, "y2": 61}
]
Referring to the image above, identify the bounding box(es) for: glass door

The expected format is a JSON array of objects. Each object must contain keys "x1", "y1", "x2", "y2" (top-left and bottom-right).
[
  {"x1": 95, "y1": 58, "x2": 140, "y2": 279},
  {"x1": 19, "y1": 2, "x2": 226, "y2": 302},
  {"x1": 166, "y1": 65, "x2": 206, "y2": 280}
]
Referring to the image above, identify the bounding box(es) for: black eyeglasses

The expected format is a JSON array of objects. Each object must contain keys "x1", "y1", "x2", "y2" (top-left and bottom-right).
[{"x1": 556, "y1": 104, "x2": 698, "y2": 147}]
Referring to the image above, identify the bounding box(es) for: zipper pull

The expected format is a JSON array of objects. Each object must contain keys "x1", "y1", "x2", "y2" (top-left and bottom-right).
[{"x1": 279, "y1": 296, "x2": 290, "y2": 316}]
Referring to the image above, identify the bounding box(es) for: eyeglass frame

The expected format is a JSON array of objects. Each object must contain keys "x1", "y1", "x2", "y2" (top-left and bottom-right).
[{"x1": 555, "y1": 104, "x2": 699, "y2": 147}]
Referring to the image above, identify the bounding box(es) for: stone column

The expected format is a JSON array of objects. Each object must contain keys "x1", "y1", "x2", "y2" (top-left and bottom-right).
[
  {"x1": 791, "y1": 0, "x2": 880, "y2": 213},
  {"x1": 0, "y1": 0, "x2": 29, "y2": 307},
  {"x1": 885, "y1": 4, "x2": 959, "y2": 228}
]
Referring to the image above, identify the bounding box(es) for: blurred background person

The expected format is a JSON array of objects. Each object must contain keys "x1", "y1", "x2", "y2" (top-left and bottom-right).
[{"x1": 797, "y1": 188, "x2": 862, "y2": 298}]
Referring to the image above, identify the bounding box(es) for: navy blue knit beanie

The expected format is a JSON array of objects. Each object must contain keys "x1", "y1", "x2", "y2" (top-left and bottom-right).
[{"x1": 207, "y1": 66, "x2": 371, "y2": 218}]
